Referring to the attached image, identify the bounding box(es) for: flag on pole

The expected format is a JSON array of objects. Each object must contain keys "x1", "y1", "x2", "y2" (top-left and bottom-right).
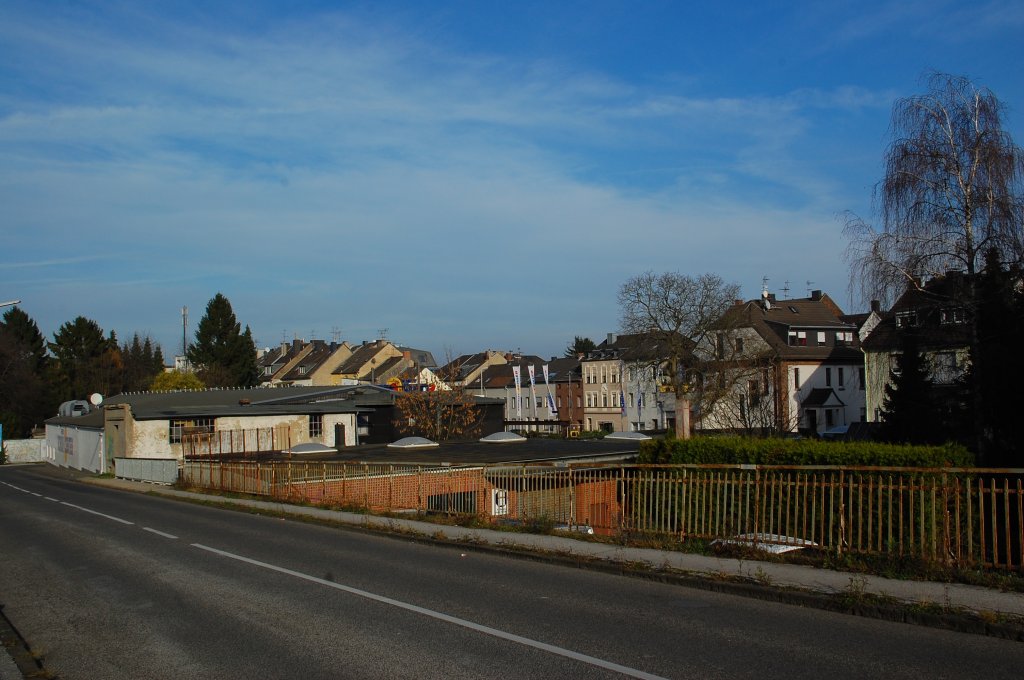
[
  {"x1": 542, "y1": 364, "x2": 557, "y2": 415},
  {"x1": 528, "y1": 365, "x2": 537, "y2": 417},
  {"x1": 512, "y1": 365, "x2": 522, "y2": 417}
]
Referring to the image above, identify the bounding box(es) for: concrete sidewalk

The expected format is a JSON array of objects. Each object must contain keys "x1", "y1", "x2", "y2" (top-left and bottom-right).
[{"x1": 77, "y1": 474, "x2": 1024, "y2": 637}]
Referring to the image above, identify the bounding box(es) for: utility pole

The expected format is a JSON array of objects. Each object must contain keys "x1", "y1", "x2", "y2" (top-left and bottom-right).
[{"x1": 181, "y1": 306, "x2": 189, "y2": 371}]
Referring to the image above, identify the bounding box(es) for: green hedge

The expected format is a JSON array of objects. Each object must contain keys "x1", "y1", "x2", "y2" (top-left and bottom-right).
[{"x1": 637, "y1": 435, "x2": 974, "y2": 467}]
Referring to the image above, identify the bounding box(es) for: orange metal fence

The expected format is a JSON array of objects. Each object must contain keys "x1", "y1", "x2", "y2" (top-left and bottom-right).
[
  {"x1": 179, "y1": 461, "x2": 1024, "y2": 571},
  {"x1": 182, "y1": 428, "x2": 291, "y2": 459}
]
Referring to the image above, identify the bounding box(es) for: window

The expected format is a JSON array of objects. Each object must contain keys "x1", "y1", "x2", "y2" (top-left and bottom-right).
[
  {"x1": 931, "y1": 352, "x2": 958, "y2": 383},
  {"x1": 169, "y1": 417, "x2": 215, "y2": 444},
  {"x1": 825, "y1": 367, "x2": 832, "y2": 387},
  {"x1": 896, "y1": 311, "x2": 918, "y2": 328},
  {"x1": 817, "y1": 331, "x2": 826, "y2": 346},
  {"x1": 837, "y1": 367, "x2": 844, "y2": 387},
  {"x1": 557, "y1": 396, "x2": 562, "y2": 408},
  {"x1": 735, "y1": 337, "x2": 744, "y2": 353},
  {"x1": 835, "y1": 331, "x2": 853, "y2": 346},
  {"x1": 794, "y1": 368, "x2": 801, "y2": 389},
  {"x1": 859, "y1": 367, "x2": 866, "y2": 390},
  {"x1": 716, "y1": 334, "x2": 726, "y2": 359},
  {"x1": 536, "y1": 397, "x2": 543, "y2": 408},
  {"x1": 748, "y1": 379, "x2": 761, "y2": 406},
  {"x1": 309, "y1": 414, "x2": 323, "y2": 438},
  {"x1": 940, "y1": 308, "x2": 965, "y2": 325}
]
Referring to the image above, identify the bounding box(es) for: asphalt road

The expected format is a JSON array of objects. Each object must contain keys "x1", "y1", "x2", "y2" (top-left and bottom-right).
[{"x1": 1, "y1": 465, "x2": 1021, "y2": 679}]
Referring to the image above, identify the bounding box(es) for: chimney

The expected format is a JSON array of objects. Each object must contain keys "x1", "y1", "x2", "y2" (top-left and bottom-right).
[
  {"x1": 734, "y1": 299, "x2": 744, "y2": 306},
  {"x1": 768, "y1": 293, "x2": 776, "y2": 302},
  {"x1": 871, "y1": 300, "x2": 881, "y2": 313},
  {"x1": 607, "y1": 332, "x2": 617, "y2": 345},
  {"x1": 280, "y1": 342, "x2": 288, "y2": 355},
  {"x1": 811, "y1": 290, "x2": 822, "y2": 301}
]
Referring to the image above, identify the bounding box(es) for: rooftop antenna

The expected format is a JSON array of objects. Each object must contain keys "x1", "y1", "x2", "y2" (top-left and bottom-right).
[
  {"x1": 782, "y1": 280, "x2": 791, "y2": 299},
  {"x1": 806, "y1": 280, "x2": 814, "y2": 297},
  {"x1": 761, "y1": 276, "x2": 771, "y2": 310},
  {"x1": 331, "y1": 326, "x2": 342, "y2": 344},
  {"x1": 377, "y1": 328, "x2": 389, "y2": 342}
]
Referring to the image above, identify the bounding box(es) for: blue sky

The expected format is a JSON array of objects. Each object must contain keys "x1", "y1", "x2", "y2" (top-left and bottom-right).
[{"x1": 2, "y1": 1, "x2": 1022, "y2": 362}]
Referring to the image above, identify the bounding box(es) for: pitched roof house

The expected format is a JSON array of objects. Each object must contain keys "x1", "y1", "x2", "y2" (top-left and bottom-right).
[
  {"x1": 860, "y1": 273, "x2": 972, "y2": 422},
  {"x1": 700, "y1": 291, "x2": 865, "y2": 435}
]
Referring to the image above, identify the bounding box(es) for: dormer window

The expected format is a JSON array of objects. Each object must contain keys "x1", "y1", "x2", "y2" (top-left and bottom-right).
[
  {"x1": 895, "y1": 311, "x2": 918, "y2": 328},
  {"x1": 940, "y1": 308, "x2": 965, "y2": 325},
  {"x1": 835, "y1": 331, "x2": 853, "y2": 346},
  {"x1": 788, "y1": 330, "x2": 807, "y2": 346}
]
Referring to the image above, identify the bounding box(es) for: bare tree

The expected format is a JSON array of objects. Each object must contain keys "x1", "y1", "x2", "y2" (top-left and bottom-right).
[
  {"x1": 391, "y1": 354, "x2": 483, "y2": 441},
  {"x1": 843, "y1": 72, "x2": 1024, "y2": 306},
  {"x1": 618, "y1": 271, "x2": 740, "y2": 437}
]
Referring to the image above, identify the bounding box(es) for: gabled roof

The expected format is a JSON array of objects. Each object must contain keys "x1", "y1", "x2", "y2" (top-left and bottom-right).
[
  {"x1": 476, "y1": 355, "x2": 547, "y2": 388},
  {"x1": 585, "y1": 333, "x2": 690, "y2": 363},
  {"x1": 333, "y1": 341, "x2": 400, "y2": 378},
  {"x1": 801, "y1": 388, "x2": 845, "y2": 408},
  {"x1": 861, "y1": 274, "x2": 973, "y2": 353},
  {"x1": 277, "y1": 340, "x2": 336, "y2": 382},
  {"x1": 398, "y1": 347, "x2": 437, "y2": 370},
  {"x1": 717, "y1": 294, "x2": 862, "y2": 362}
]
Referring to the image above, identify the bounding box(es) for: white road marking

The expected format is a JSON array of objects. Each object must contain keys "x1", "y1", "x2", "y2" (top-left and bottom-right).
[
  {"x1": 192, "y1": 543, "x2": 668, "y2": 680},
  {"x1": 60, "y1": 501, "x2": 134, "y2": 525},
  {"x1": 143, "y1": 527, "x2": 178, "y2": 539},
  {"x1": 45, "y1": 496, "x2": 60, "y2": 502}
]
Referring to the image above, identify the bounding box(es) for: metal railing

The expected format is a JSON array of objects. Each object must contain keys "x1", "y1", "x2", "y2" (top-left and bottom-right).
[
  {"x1": 179, "y1": 460, "x2": 1024, "y2": 571},
  {"x1": 182, "y1": 427, "x2": 291, "y2": 459}
]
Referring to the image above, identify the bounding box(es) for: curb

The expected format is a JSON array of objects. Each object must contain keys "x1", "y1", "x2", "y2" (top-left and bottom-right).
[{"x1": 0, "y1": 604, "x2": 48, "y2": 679}]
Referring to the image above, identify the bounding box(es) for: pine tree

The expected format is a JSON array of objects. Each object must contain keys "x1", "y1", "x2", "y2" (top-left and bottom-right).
[
  {"x1": 187, "y1": 294, "x2": 258, "y2": 387},
  {"x1": 49, "y1": 316, "x2": 114, "y2": 400},
  {"x1": 0, "y1": 307, "x2": 52, "y2": 436},
  {"x1": 971, "y1": 250, "x2": 1024, "y2": 464},
  {"x1": 120, "y1": 334, "x2": 166, "y2": 392},
  {"x1": 879, "y1": 330, "x2": 938, "y2": 445}
]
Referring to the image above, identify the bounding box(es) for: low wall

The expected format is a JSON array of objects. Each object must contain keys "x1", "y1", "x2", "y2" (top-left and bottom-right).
[
  {"x1": 2, "y1": 439, "x2": 45, "y2": 464},
  {"x1": 114, "y1": 458, "x2": 179, "y2": 485}
]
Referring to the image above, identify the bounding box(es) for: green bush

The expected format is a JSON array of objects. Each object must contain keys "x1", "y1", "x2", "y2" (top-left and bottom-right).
[{"x1": 637, "y1": 435, "x2": 974, "y2": 467}]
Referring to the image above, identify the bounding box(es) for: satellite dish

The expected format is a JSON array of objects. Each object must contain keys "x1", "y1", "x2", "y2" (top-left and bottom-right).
[
  {"x1": 761, "y1": 289, "x2": 771, "y2": 310},
  {"x1": 89, "y1": 393, "x2": 104, "y2": 406}
]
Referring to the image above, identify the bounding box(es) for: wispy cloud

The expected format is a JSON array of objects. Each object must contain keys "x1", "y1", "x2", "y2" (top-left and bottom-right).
[{"x1": 1, "y1": 2, "x2": 1017, "y2": 355}]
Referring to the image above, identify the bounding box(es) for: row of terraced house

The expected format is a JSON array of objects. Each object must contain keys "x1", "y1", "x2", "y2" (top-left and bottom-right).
[{"x1": 250, "y1": 277, "x2": 972, "y2": 439}]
